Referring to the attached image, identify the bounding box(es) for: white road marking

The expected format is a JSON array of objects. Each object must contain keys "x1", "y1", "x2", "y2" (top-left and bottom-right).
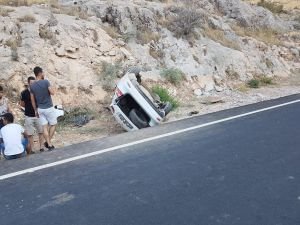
[{"x1": 0, "y1": 98, "x2": 300, "y2": 181}]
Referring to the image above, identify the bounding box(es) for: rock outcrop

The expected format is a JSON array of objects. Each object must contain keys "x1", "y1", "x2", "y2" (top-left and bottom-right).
[{"x1": 0, "y1": 0, "x2": 299, "y2": 104}]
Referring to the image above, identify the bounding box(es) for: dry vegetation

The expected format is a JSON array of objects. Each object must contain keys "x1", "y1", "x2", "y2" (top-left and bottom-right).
[
  {"x1": 257, "y1": 0, "x2": 284, "y2": 13},
  {"x1": 232, "y1": 25, "x2": 282, "y2": 46},
  {"x1": 166, "y1": 6, "x2": 204, "y2": 38},
  {"x1": 0, "y1": 0, "x2": 47, "y2": 6},
  {"x1": 51, "y1": 5, "x2": 90, "y2": 20},
  {"x1": 0, "y1": 7, "x2": 14, "y2": 16},
  {"x1": 243, "y1": 0, "x2": 300, "y2": 10},
  {"x1": 203, "y1": 27, "x2": 241, "y2": 50},
  {"x1": 18, "y1": 14, "x2": 36, "y2": 23},
  {"x1": 102, "y1": 26, "x2": 120, "y2": 39},
  {"x1": 136, "y1": 30, "x2": 160, "y2": 45}
]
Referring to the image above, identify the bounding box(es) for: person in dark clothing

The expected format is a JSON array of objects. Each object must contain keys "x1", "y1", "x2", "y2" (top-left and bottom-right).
[{"x1": 20, "y1": 77, "x2": 44, "y2": 153}]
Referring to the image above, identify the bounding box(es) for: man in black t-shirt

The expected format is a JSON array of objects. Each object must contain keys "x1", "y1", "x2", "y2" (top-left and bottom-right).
[{"x1": 20, "y1": 77, "x2": 44, "y2": 153}]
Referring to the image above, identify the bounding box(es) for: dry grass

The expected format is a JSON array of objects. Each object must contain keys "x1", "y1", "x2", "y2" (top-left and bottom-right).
[
  {"x1": 51, "y1": 5, "x2": 89, "y2": 20},
  {"x1": 257, "y1": 0, "x2": 284, "y2": 13},
  {"x1": 0, "y1": 0, "x2": 47, "y2": 6},
  {"x1": 166, "y1": 4, "x2": 204, "y2": 38},
  {"x1": 232, "y1": 25, "x2": 282, "y2": 46},
  {"x1": 0, "y1": 7, "x2": 14, "y2": 16},
  {"x1": 102, "y1": 26, "x2": 120, "y2": 39},
  {"x1": 243, "y1": 0, "x2": 300, "y2": 10},
  {"x1": 149, "y1": 48, "x2": 165, "y2": 60},
  {"x1": 18, "y1": 14, "x2": 36, "y2": 23},
  {"x1": 204, "y1": 27, "x2": 241, "y2": 50},
  {"x1": 39, "y1": 25, "x2": 54, "y2": 40},
  {"x1": 136, "y1": 30, "x2": 160, "y2": 45}
]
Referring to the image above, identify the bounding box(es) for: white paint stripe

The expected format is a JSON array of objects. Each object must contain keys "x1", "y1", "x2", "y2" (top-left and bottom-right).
[{"x1": 1, "y1": 98, "x2": 300, "y2": 181}]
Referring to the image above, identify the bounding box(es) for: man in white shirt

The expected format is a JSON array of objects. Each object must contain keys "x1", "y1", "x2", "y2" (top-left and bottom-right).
[{"x1": 0, "y1": 113, "x2": 30, "y2": 160}]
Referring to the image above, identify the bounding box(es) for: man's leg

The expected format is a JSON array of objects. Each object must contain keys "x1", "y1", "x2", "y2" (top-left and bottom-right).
[
  {"x1": 43, "y1": 124, "x2": 52, "y2": 146},
  {"x1": 27, "y1": 136, "x2": 34, "y2": 154},
  {"x1": 38, "y1": 133, "x2": 44, "y2": 150},
  {"x1": 24, "y1": 117, "x2": 35, "y2": 154},
  {"x1": 22, "y1": 138, "x2": 30, "y2": 155},
  {"x1": 46, "y1": 107, "x2": 58, "y2": 148},
  {"x1": 35, "y1": 117, "x2": 45, "y2": 151},
  {"x1": 49, "y1": 125, "x2": 56, "y2": 141}
]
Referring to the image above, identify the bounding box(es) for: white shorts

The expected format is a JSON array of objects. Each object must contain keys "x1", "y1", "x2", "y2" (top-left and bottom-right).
[
  {"x1": 24, "y1": 116, "x2": 43, "y2": 135},
  {"x1": 38, "y1": 107, "x2": 58, "y2": 126}
]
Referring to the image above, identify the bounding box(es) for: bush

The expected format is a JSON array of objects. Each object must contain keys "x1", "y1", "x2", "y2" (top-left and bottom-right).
[
  {"x1": 152, "y1": 85, "x2": 179, "y2": 109},
  {"x1": 136, "y1": 30, "x2": 160, "y2": 45},
  {"x1": 260, "y1": 76, "x2": 273, "y2": 85},
  {"x1": 247, "y1": 79, "x2": 260, "y2": 88},
  {"x1": 18, "y1": 14, "x2": 36, "y2": 23},
  {"x1": 160, "y1": 68, "x2": 184, "y2": 85},
  {"x1": 257, "y1": 0, "x2": 284, "y2": 14},
  {"x1": 100, "y1": 62, "x2": 122, "y2": 91},
  {"x1": 167, "y1": 6, "x2": 203, "y2": 37},
  {"x1": 203, "y1": 27, "x2": 241, "y2": 50},
  {"x1": 0, "y1": 7, "x2": 14, "y2": 16},
  {"x1": 232, "y1": 25, "x2": 281, "y2": 46}
]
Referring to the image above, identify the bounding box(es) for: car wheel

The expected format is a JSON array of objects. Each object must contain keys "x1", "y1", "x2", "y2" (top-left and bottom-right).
[
  {"x1": 129, "y1": 109, "x2": 148, "y2": 129},
  {"x1": 163, "y1": 102, "x2": 173, "y2": 116}
]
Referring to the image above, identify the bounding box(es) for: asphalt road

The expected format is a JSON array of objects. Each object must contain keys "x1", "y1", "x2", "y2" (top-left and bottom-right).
[{"x1": 1, "y1": 95, "x2": 300, "y2": 225}]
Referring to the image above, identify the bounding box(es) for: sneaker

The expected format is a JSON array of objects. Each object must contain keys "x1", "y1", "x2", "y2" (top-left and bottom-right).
[
  {"x1": 40, "y1": 148, "x2": 45, "y2": 152},
  {"x1": 44, "y1": 142, "x2": 49, "y2": 149},
  {"x1": 48, "y1": 145, "x2": 55, "y2": 151},
  {"x1": 28, "y1": 151, "x2": 36, "y2": 155}
]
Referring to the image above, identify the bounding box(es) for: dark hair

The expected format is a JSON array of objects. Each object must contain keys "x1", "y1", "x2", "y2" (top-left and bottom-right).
[
  {"x1": 33, "y1": 66, "x2": 43, "y2": 77},
  {"x1": 27, "y1": 76, "x2": 35, "y2": 83},
  {"x1": 0, "y1": 85, "x2": 3, "y2": 92},
  {"x1": 3, "y1": 113, "x2": 14, "y2": 123}
]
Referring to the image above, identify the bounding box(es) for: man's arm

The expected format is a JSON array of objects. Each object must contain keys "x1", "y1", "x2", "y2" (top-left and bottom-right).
[
  {"x1": 47, "y1": 80, "x2": 55, "y2": 96},
  {"x1": 19, "y1": 101, "x2": 25, "y2": 107},
  {"x1": 7, "y1": 102, "x2": 12, "y2": 113},
  {"x1": 19, "y1": 92, "x2": 25, "y2": 107},
  {"x1": 23, "y1": 131, "x2": 29, "y2": 139},
  {"x1": 48, "y1": 86, "x2": 55, "y2": 95},
  {"x1": 30, "y1": 93, "x2": 38, "y2": 117}
]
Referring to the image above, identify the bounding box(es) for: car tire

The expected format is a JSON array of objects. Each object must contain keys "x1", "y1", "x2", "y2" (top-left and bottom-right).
[
  {"x1": 129, "y1": 109, "x2": 148, "y2": 129},
  {"x1": 163, "y1": 102, "x2": 173, "y2": 116}
]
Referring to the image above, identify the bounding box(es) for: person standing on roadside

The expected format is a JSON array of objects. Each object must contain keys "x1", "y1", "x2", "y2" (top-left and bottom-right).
[
  {"x1": 20, "y1": 77, "x2": 45, "y2": 154},
  {"x1": 30, "y1": 67, "x2": 56, "y2": 151}
]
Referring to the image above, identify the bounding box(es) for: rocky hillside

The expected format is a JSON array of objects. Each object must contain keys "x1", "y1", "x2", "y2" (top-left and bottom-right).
[{"x1": 0, "y1": 0, "x2": 299, "y2": 108}]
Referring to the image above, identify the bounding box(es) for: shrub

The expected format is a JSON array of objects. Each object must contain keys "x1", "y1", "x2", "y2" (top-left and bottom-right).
[
  {"x1": 167, "y1": 6, "x2": 203, "y2": 37},
  {"x1": 39, "y1": 26, "x2": 54, "y2": 40},
  {"x1": 0, "y1": 7, "x2": 14, "y2": 16},
  {"x1": 136, "y1": 30, "x2": 160, "y2": 45},
  {"x1": 247, "y1": 79, "x2": 260, "y2": 88},
  {"x1": 18, "y1": 14, "x2": 36, "y2": 23},
  {"x1": 260, "y1": 76, "x2": 273, "y2": 85},
  {"x1": 152, "y1": 85, "x2": 179, "y2": 109},
  {"x1": 257, "y1": 0, "x2": 284, "y2": 14},
  {"x1": 232, "y1": 25, "x2": 281, "y2": 46},
  {"x1": 203, "y1": 27, "x2": 241, "y2": 50},
  {"x1": 100, "y1": 62, "x2": 122, "y2": 91},
  {"x1": 51, "y1": 5, "x2": 89, "y2": 20},
  {"x1": 149, "y1": 48, "x2": 164, "y2": 60},
  {"x1": 102, "y1": 26, "x2": 120, "y2": 39},
  {"x1": 160, "y1": 68, "x2": 184, "y2": 85}
]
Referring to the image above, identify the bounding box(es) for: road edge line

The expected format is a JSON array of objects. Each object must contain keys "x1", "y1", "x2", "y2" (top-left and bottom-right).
[{"x1": 1, "y1": 98, "x2": 299, "y2": 181}]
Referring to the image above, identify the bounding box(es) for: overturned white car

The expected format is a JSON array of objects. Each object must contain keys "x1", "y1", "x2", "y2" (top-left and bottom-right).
[{"x1": 110, "y1": 71, "x2": 172, "y2": 131}]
